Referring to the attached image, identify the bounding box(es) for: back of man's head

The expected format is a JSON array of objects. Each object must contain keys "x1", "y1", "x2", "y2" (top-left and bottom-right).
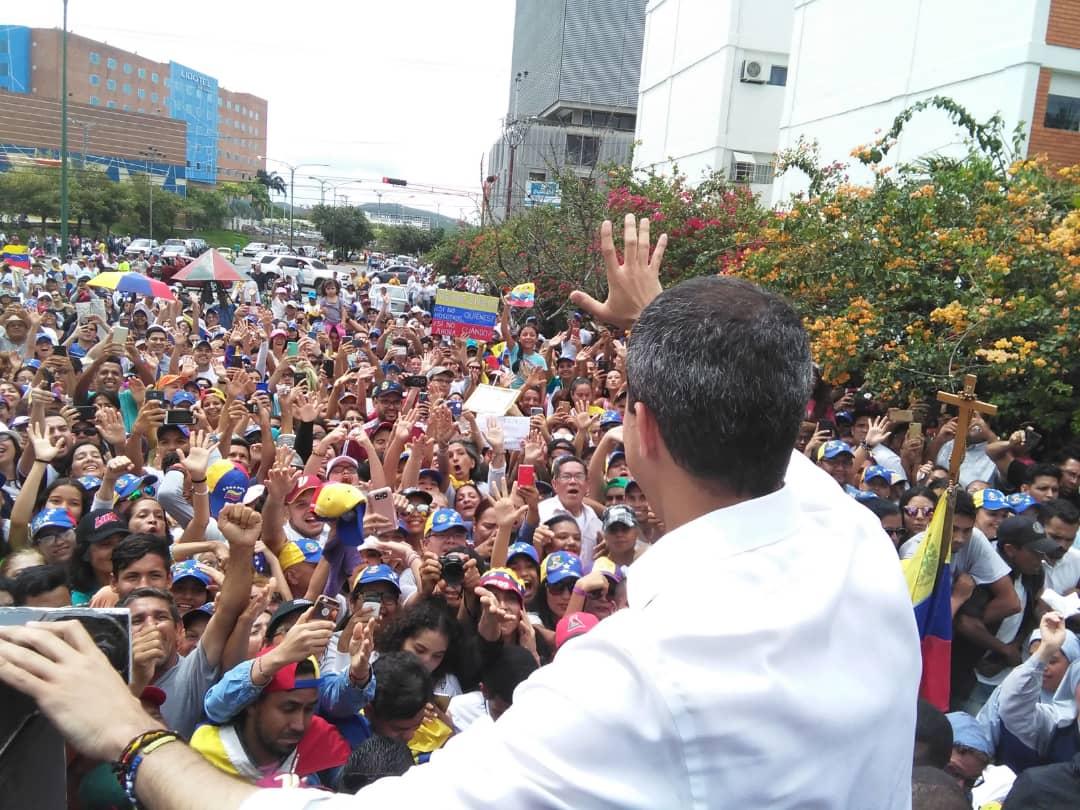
[
  {"x1": 336, "y1": 735, "x2": 414, "y2": 793},
  {"x1": 910, "y1": 766, "x2": 969, "y2": 810},
  {"x1": 913, "y1": 699, "x2": 953, "y2": 769},
  {"x1": 111, "y1": 534, "x2": 170, "y2": 577},
  {"x1": 1039, "y1": 497, "x2": 1080, "y2": 526},
  {"x1": 12, "y1": 564, "x2": 69, "y2": 606},
  {"x1": 369, "y1": 651, "x2": 433, "y2": 722},
  {"x1": 482, "y1": 644, "x2": 539, "y2": 705},
  {"x1": 626, "y1": 276, "x2": 811, "y2": 497},
  {"x1": 953, "y1": 491, "x2": 976, "y2": 521}
]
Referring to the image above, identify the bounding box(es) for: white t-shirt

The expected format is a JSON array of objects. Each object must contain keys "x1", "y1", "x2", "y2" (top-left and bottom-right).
[
  {"x1": 1044, "y1": 547, "x2": 1080, "y2": 593},
  {"x1": 447, "y1": 690, "x2": 490, "y2": 733},
  {"x1": 936, "y1": 441, "x2": 998, "y2": 489},
  {"x1": 899, "y1": 526, "x2": 1012, "y2": 585}
]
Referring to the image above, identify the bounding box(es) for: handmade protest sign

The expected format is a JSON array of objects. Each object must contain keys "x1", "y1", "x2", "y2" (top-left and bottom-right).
[{"x1": 431, "y1": 290, "x2": 499, "y2": 341}]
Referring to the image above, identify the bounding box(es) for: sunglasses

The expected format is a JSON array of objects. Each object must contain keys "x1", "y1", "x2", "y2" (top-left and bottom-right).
[
  {"x1": 124, "y1": 485, "x2": 156, "y2": 501},
  {"x1": 401, "y1": 503, "x2": 432, "y2": 516},
  {"x1": 547, "y1": 580, "x2": 577, "y2": 595},
  {"x1": 904, "y1": 506, "x2": 933, "y2": 518}
]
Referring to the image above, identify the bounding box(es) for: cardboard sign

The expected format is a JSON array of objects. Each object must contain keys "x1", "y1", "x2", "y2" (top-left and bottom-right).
[
  {"x1": 463, "y1": 384, "x2": 521, "y2": 416},
  {"x1": 431, "y1": 290, "x2": 499, "y2": 341}
]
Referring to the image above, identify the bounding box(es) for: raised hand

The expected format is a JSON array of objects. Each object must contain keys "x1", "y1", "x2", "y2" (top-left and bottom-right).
[
  {"x1": 179, "y1": 429, "x2": 214, "y2": 481},
  {"x1": 570, "y1": 214, "x2": 667, "y2": 330},
  {"x1": 483, "y1": 416, "x2": 505, "y2": 455},
  {"x1": 347, "y1": 618, "x2": 376, "y2": 686},
  {"x1": 216, "y1": 504, "x2": 262, "y2": 550},
  {"x1": 27, "y1": 422, "x2": 60, "y2": 463},
  {"x1": 276, "y1": 607, "x2": 334, "y2": 663},
  {"x1": 95, "y1": 407, "x2": 127, "y2": 447},
  {"x1": 865, "y1": 416, "x2": 892, "y2": 448},
  {"x1": 490, "y1": 478, "x2": 527, "y2": 529}
]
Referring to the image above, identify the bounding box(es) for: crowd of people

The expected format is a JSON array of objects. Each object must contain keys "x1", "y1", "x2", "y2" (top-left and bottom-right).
[{"x1": 0, "y1": 214, "x2": 1076, "y2": 808}]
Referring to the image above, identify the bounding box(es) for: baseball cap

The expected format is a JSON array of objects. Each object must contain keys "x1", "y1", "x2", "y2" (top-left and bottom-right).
[
  {"x1": 401, "y1": 486, "x2": 434, "y2": 505},
  {"x1": 181, "y1": 602, "x2": 215, "y2": 627},
  {"x1": 170, "y1": 560, "x2": 211, "y2": 588},
  {"x1": 592, "y1": 556, "x2": 625, "y2": 583},
  {"x1": 171, "y1": 391, "x2": 197, "y2": 407},
  {"x1": 76, "y1": 475, "x2": 103, "y2": 493},
  {"x1": 372, "y1": 380, "x2": 403, "y2": 398},
  {"x1": 555, "y1": 611, "x2": 600, "y2": 650},
  {"x1": 863, "y1": 465, "x2": 892, "y2": 484},
  {"x1": 1007, "y1": 492, "x2": 1038, "y2": 514},
  {"x1": 479, "y1": 567, "x2": 526, "y2": 606},
  {"x1": 600, "y1": 410, "x2": 622, "y2": 428},
  {"x1": 327, "y1": 455, "x2": 359, "y2": 472},
  {"x1": 286, "y1": 474, "x2": 323, "y2": 504},
  {"x1": 602, "y1": 504, "x2": 638, "y2": 531},
  {"x1": 314, "y1": 482, "x2": 365, "y2": 519},
  {"x1": 997, "y1": 516, "x2": 1061, "y2": 557},
  {"x1": 266, "y1": 598, "x2": 313, "y2": 638},
  {"x1": 417, "y1": 469, "x2": 443, "y2": 487},
  {"x1": 350, "y1": 563, "x2": 402, "y2": 594},
  {"x1": 113, "y1": 473, "x2": 158, "y2": 502},
  {"x1": 974, "y1": 488, "x2": 1010, "y2": 511},
  {"x1": 261, "y1": 655, "x2": 322, "y2": 695},
  {"x1": 205, "y1": 460, "x2": 249, "y2": 518},
  {"x1": 30, "y1": 507, "x2": 77, "y2": 540},
  {"x1": 278, "y1": 538, "x2": 323, "y2": 570},
  {"x1": 76, "y1": 508, "x2": 129, "y2": 546},
  {"x1": 427, "y1": 508, "x2": 466, "y2": 534},
  {"x1": 157, "y1": 423, "x2": 190, "y2": 439},
  {"x1": 605, "y1": 449, "x2": 626, "y2": 471},
  {"x1": 506, "y1": 541, "x2": 540, "y2": 566},
  {"x1": 817, "y1": 440, "x2": 855, "y2": 461},
  {"x1": 425, "y1": 365, "x2": 452, "y2": 380},
  {"x1": 541, "y1": 551, "x2": 584, "y2": 586},
  {"x1": 605, "y1": 477, "x2": 630, "y2": 493}
]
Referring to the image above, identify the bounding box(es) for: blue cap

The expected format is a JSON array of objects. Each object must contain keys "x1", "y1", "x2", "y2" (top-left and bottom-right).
[
  {"x1": 114, "y1": 473, "x2": 158, "y2": 501},
  {"x1": 170, "y1": 560, "x2": 211, "y2": 587},
  {"x1": 605, "y1": 449, "x2": 626, "y2": 469},
  {"x1": 1007, "y1": 492, "x2": 1038, "y2": 514},
  {"x1": 381, "y1": 362, "x2": 402, "y2": 374},
  {"x1": 77, "y1": 475, "x2": 103, "y2": 492},
  {"x1": 182, "y1": 602, "x2": 216, "y2": 625},
  {"x1": 30, "y1": 507, "x2": 77, "y2": 539},
  {"x1": 296, "y1": 538, "x2": 323, "y2": 564},
  {"x1": 945, "y1": 713, "x2": 993, "y2": 758},
  {"x1": 429, "y1": 508, "x2": 466, "y2": 534},
  {"x1": 507, "y1": 542, "x2": 540, "y2": 566},
  {"x1": 418, "y1": 468, "x2": 444, "y2": 486},
  {"x1": 69, "y1": 344, "x2": 88, "y2": 359},
  {"x1": 22, "y1": 358, "x2": 41, "y2": 371},
  {"x1": 974, "y1": 488, "x2": 1010, "y2": 511},
  {"x1": 542, "y1": 551, "x2": 584, "y2": 586},
  {"x1": 34, "y1": 332, "x2": 54, "y2": 344},
  {"x1": 863, "y1": 465, "x2": 892, "y2": 484},
  {"x1": 600, "y1": 409, "x2": 622, "y2": 427},
  {"x1": 373, "y1": 380, "x2": 403, "y2": 398},
  {"x1": 171, "y1": 391, "x2": 197, "y2": 407},
  {"x1": 817, "y1": 440, "x2": 854, "y2": 461},
  {"x1": 352, "y1": 563, "x2": 401, "y2": 593},
  {"x1": 370, "y1": 328, "x2": 381, "y2": 337}
]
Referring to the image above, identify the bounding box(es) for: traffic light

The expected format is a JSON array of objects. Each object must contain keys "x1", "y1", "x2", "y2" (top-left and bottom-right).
[{"x1": 382, "y1": 177, "x2": 407, "y2": 186}]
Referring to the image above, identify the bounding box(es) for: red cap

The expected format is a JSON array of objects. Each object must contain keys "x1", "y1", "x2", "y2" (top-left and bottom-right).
[
  {"x1": 286, "y1": 475, "x2": 323, "y2": 504},
  {"x1": 256, "y1": 648, "x2": 322, "y2": 693},
  {"x1": 555, "y1": 611, "x2": 599, "y2": 650}
]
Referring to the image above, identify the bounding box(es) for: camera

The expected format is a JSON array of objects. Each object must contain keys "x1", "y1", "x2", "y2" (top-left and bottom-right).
[{"x1": 439, "y1": 554, "x2": 466, "y2": 584}]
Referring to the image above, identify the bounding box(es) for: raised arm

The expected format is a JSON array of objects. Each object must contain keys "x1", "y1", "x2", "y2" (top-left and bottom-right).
[{"x1": 197, "y1": 504, "x2": 259, "y2": 670}]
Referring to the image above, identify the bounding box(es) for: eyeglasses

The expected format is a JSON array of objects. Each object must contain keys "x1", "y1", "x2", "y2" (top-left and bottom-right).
[
  {"x1": 904, "y1": 506, "x2": 933, "y2": 518},
  {"x1": 944, "y1": 758, "x2": 985, "y2": 790},
  {"x1": 35, "y1": 528, "x2": 75, "y2": 545},
  {"x1": 547, "y1": 580, "x2": 577, "y2": 594},
  {"x1": 557, "y1": 473, "x2": 587, "y2": 483},
  {"x1": 124, "y1": 485, "x2": 156, "y2": 501},
  {"x1": 401, "y1": 503, "x2": 432, "y2": 516},
  {"x1": 354, "y1": 590, "x2": 398, "y2": 605}
]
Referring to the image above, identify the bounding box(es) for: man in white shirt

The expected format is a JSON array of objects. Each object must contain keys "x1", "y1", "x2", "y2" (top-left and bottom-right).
[
  {"x1": 538, "y1": 455, "x2": 602, "y2": 564},
  {"x1": 1039, "y1": 498, "x2": 1080, "y2": 594},
  {"x1": 0, "y1": 215, "x2": 921, "y2": 810}
]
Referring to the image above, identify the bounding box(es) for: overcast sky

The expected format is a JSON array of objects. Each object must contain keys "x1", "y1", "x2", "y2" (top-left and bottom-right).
[{"x1": 13, "y1": 0, "x2": 517, "y2": 220}]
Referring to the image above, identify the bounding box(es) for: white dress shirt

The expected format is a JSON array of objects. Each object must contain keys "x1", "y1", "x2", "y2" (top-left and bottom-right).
[
  {"x1": 240, "y1": 451, "x2": 920, "y2": 810},
  {"x1": 538, "y1": 495, "x2": 602, "y2": 564}
]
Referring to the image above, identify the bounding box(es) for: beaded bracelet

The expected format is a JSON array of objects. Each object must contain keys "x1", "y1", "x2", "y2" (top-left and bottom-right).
[{"x1": 114, "y1": 729, "x2": 181, "y2": 807}]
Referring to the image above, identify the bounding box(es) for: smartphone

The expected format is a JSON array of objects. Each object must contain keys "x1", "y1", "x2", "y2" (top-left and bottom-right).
[
  {"x1": 246, "y1": 402, "x2": 259, "y2": 414},
  {"x1": 111, "y1": 325, "x2": 129, "y2": 345},
  {"x1": 1024, "y1": 427, "x2": 1043, "y2": 451},
  {"x1": 418, "y1": 391, "x2": 429, "y2": 405},
  {"x1": 313, "y1": 594, "x2": 340, "y2": 624},
  {"x1": 907, "y1": 422, "x2": 923, "y2": 440},
  {"x1": 432, "y1": 694, "x2": 451, "y2": 712},
  {"x1": 393, "y1": 346, "x2": 406, "y2": 360},
  {"x1": 321, "y1": 358, "x2": 335, "y2": 378},
  {"x1": 887, "y1": 409, "x2": 914, "y2": 423},
  {"x1": 517, "y1": 464, "x2": 535, "y2": 488},
  {"x1": 227, "y1": 354, "x2": 244, "y2": 369},
  {"x1": 293, "y1": 372, "x2": 307, "y2": 386},
  {"x1": 529, "y1": 407, "x2": 544, "y2": 417},
  {"x1": 367, "y1": 486, "x2": 396, "y2": 525},
  {"x1": 448, "y1": 400, "x2": 462, "y2": 419},
  {"x1": 52, "y1": 345, "x2": 67, "y2": 357},
  {"x1": 556, "y1": 401, "x2": 571, "y2": 414},
  {"x1": 164, "y1": 409, "x2": 194, "y2": 426},
  {"x1": 817, "y1": 419, "x2": 836, "y2": 437},
  {"x1": 74, "y1": 404, "x2": 97, "y2": 421},
  {"x1": 146, "y1": 390, "x2": 165, "y2": 404},
  {"x1": 286, "y1": 341, "x2": 299, "y2": 358},
  {"x1": 404, "y1": 375, "x2": 427, "y2": 390},
  {"x1": 361, "y1": 595, "x2": 382, "y2": 620}
]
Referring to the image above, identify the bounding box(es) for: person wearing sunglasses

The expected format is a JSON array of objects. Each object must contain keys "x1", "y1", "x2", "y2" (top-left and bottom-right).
[
  {"x1": 860, "y1": 496, "x2": 905, "y2": 551},
  {"x1": 899, "y1": 486, "x2": 938, "y2": 538}
]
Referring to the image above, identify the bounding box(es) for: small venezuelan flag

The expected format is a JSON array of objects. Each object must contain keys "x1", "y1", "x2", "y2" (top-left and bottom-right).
[
  {"x1": 508, "y1": 282, "x2": 535, "y2": 308},
  {"x1": 901, "y1": 491, "x2": 953, "y2": 711},
  {"x1": 1, "y1": 245, "x2": 30, "y2": 270}
]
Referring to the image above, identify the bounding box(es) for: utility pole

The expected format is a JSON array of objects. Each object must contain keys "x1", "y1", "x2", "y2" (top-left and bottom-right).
[
  {"x1": 502, "y1": 70, "x2": 532, "y2": 221},
  {"x1": 140, "y1": 147, "x2": 164, "y2": 240},
  {"x1": 59, "y1": 0, "x2": 70, "y2": 257},
  {"x1": 260, "y1": 157, "x2": 328, "y2": 251}
]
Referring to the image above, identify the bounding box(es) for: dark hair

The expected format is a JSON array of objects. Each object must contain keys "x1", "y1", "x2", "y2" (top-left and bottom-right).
[
  {"x1": 913, "y1": 698, "x2": 952, "y2": 769},
  {"x1": 337, "y1": 735, "x2": 414, "y2": 794},
  {"x1": 910, "y1": 766, "x2": 969, "y2": 810},
  {"x1": 551, "y1": 454, "x2": 586, "y2": 479},
  {"x1": 12, "y1": 564, "x2": 69, "y2": 605},
  {"x1": 374, "y1": 597, "x2": 462, "y2": 680},
  {"x1": 860, "y1": 496, "x2": 900, "y2": 520},
  {"x1": 626, "y1": 277, "x2": 811, "y2": 497},
  {"x1": 119, "y1": 586, "x2": 180, "y2": 623},
  {"x1": 35, "y1": 476, "x2": 92, "y2": 517},
  {"x1": 1039, "y1": 498, "x2": 1080, "y2": 526},
  {"x1": 953, "y1": 490, "x2": 976, "y2": 521},
  {"x1": 482, "y1": 644, "x2": 538, "y2": 704},
  {"x1": 111, "y1": 534, "x2": 170, "y2": 577},
  {"x1": 1027, "y1": 462, "x2": 1061, "y2": 484},
  {"x1": 899, "y1": 486, "x2": 938, "y2": 512},
  {"x1": 368, "y1": 651, "x2": 433, "y2": 721}
]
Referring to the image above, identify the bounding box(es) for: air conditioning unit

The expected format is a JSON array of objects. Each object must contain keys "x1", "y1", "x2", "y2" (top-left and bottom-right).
[{"x1": 741, "y1": 59, "x2": 766, "y2": 83}]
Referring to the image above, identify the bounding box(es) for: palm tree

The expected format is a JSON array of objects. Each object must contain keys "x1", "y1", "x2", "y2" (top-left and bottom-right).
[{"x1": 255, "y1": 169, "x2": 287, "y2": 196}]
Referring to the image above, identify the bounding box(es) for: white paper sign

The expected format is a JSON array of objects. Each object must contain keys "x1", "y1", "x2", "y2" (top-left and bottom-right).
[
  {"x1": 1040, "y1": 588, "x2": 1080, "y2": 619},
  {"x1": 463, "y1": 384, "x2": 520, "y2": 416},
  {"x1": 497, "y1": 417, "x2": 531, "y2": 450}
]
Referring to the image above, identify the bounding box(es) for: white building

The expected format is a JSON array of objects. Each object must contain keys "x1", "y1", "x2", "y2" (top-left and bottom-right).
[
  {"x1": 773, "y1": 0, "x2": 1080, "y2": 202},
  {"x1": 633, "y1": 0, "x2": 793, "y2": 198}
]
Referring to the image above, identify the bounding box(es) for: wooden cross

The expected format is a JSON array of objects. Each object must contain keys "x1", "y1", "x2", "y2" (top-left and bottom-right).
[{"x1": 936, "y1": 374, "x2": 998, "y2": 484}]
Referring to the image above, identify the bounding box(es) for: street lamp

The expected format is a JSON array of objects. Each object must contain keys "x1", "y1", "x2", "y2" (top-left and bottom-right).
[
  {"x1": 59, "y1": 0, "x2": 70, "y2": 257},
  {"x1": 140, "y1": 147, "x2": 165, "y2": 240},
  {"x1": 259, "y1": 156, "x2": 329, "y2": 250}
]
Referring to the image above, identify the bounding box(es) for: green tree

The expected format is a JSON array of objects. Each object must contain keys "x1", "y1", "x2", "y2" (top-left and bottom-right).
[
  {"x1": 0, "y1": 168, "x2": 60, "y2": 239},
  {"x1": 255, "y1": 169, "x2": 287, "y2": 196},
  {"x1": 118, "y1": 173, "x2": 183, "y2": 240},
  {"x1": 70, "y1": 169, "x2": 131, "y2": 236},
  {"x1": 309, "y1": 204, "x2": 373, "y2": 258},
  {"x1": 378, "y1": 224, "x2": 444, "y2": 256},
  {"x1": 185, "y1": 188, "x2": 229, "y2": 231}
]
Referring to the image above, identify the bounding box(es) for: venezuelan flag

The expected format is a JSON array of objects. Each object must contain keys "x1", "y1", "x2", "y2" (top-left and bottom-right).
[
  {"x1": 508, "y1": 282, "x2": 535, "y2": 308},
  {"x1": 901, "y1": 491, "x2": 954, "y2": 711},
  {"x1": 1, "y1": 245, "x2": 30, "y2": 270}
]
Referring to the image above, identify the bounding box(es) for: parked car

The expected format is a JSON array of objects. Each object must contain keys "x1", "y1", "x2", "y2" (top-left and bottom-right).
[
  {"x1": 124, "y1": 238, "x2": 158, "y2": 258},
  {"x1": 368, "y1": 283, "x2": 410, "y2": 315},
  {"x1": 259, "y1": 255, "x2": 345, "y2": 290},
  {"x1": 184, "y1": 237, "x2": 208, "y2": 257},
  {"x1": 161, "y1": 239, "x2": 189, "y2": 260},
  {"x1": 214, "y1": 247, "x2": 236, "y2": 262},
  {"x1": 371, "y1": 265, "x2": 414, "y2": 284},
  {"x1": 240, "y1": 242, "x2": 268, "y2": 258}
]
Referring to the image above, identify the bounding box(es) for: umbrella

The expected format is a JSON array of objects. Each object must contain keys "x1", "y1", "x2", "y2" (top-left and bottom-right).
[
  {"x1": 87, "y1": 271, "x2": 176, "y2": 301},
  {"x1": 171, "y1": 249, "x2": 249, "y2": 284}
]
